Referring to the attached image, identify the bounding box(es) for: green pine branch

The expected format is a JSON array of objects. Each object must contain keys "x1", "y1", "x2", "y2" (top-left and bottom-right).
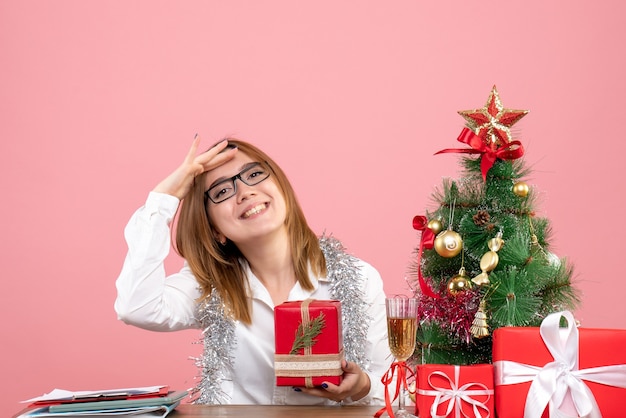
[{"x1": 290, "y1": 312, "x2": 326, "y2": 355}]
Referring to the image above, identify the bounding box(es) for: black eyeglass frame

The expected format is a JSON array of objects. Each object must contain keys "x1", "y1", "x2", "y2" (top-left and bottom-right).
[{"x1": 204, "y1": 162, "x2": 272, "y2": 204}]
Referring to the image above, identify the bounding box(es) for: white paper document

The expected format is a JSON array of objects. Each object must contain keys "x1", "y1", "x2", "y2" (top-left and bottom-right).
[{"x1": 21, "y1": 386, "x2": 168, "y2": 403}]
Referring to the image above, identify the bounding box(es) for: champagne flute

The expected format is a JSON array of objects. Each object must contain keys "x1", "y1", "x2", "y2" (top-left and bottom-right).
[{"x1": 386, "y1": 296, "x2": 418, "y2": 418}]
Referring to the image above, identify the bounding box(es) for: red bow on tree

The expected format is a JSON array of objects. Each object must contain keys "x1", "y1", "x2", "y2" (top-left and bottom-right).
[
  {"x1": 412, "y1": 215, "x2": 440, "y2": 299},
  {"x1": 435, "y1": 127, "x2": 524, "y2": 181}
]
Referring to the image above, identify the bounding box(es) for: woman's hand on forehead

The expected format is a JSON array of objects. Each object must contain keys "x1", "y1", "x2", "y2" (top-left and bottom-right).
[{"x1": 152, "y1": 135, "x2": 238, "y2": 200}]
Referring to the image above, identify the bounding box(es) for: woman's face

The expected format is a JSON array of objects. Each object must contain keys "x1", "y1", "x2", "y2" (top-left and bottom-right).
[{"x1": 204, "y1": 152, "x2": 287, "y2": 245}]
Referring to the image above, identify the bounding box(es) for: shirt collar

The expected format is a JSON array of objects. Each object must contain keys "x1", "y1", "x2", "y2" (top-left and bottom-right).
[{"x1": 245, "y1": 263, "x2": 326, "y2": 306}]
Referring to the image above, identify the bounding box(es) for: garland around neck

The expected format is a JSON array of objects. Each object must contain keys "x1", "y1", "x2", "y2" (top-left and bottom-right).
[{"x1": 189, "y1": 234, "x2": 373, "y2": 404}]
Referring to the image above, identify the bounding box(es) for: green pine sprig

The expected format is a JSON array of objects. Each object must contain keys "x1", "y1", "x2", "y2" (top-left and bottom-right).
[{"x1": 290, "y1": 312, "x2": 326, "y2": 355}]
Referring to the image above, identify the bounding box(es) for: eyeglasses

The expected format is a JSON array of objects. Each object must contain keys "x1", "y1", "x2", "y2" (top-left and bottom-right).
[{"x1": 204, "y1": 162, "x2": 271, "y2": 204}]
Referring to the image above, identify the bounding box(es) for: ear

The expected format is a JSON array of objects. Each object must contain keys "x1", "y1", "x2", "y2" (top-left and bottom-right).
[{"x1": 214, "y1": 232, "x2": 227, "y2": 246}]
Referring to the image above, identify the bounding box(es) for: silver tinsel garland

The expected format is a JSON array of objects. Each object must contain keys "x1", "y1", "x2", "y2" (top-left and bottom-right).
[
  {"x1": 190, "y1": 234, "x2": 372, "y2": 404},
  {"x1": 189, "y1": 291, "x2": 236, "y2": 404},
  {"x1": 320, "y1": 235, "x2": 372, "y2": 371}
]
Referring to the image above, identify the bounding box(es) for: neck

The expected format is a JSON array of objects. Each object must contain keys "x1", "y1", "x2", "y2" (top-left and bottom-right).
[{"x1": 237, "y1": 228, "x2": 296, "y2": 305}]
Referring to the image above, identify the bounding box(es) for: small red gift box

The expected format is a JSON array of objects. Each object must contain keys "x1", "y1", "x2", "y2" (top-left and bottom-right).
[
  {"x1": 493, "y1": 311, "x2": 626, "y2": 418},
  {"x1": 274, "y1": 299, "x2": 344, "y2": 388},
  {"x1": 415, "y1": 364, "x2": 494, "y2": 418}
]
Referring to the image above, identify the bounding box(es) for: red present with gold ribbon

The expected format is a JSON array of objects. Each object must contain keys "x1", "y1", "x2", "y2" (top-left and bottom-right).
[
  {"x1": 415, "y1": 364, "x2": 494, "y2": 418},
  {"x1": 274, "y1": 299, "x2": 344, "y2": 387},
  {"x1": 493, "y1": 311, "x2": 626, "y2": 418}
]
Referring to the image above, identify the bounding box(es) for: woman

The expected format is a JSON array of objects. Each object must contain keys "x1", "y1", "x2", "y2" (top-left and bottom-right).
[{"x1": 115, "y1": 136, "x2": 391, "y2": 405}]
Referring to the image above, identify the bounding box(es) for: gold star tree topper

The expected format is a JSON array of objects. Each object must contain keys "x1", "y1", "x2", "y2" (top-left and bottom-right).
[{"x1": 458, "y1": 85, "x2": 529, "y2": 149}]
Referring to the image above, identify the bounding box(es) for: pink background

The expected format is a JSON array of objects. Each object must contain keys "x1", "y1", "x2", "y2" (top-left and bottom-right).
[{"x1": 2, "y1": 1, "x2": 625, "y2": 415}]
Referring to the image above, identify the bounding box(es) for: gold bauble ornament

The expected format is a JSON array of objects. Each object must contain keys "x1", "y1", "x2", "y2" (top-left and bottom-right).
[
  {"x1": 427, "y1": 219, "x2": 443, "y2": 235},
  {"x1": 513, "y1": 181, "x2": 529, "y2": 197},
  {"x1": 546, "y1": 252, "x2": 561, "y2": 267},
  {"x1": 447, "y1": 267, "x2": 472, "y2": 296},
  {"x1": 434, "y1": 229, "x2": 463, "y2": 258}
]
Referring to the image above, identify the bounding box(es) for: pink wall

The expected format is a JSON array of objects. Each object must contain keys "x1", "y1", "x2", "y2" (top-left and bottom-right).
[{"x1": 2, "y1": 1, "x2": 625, "y2": 415}]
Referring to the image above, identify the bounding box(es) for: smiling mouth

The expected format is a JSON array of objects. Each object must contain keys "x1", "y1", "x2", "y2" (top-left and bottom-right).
[{"x1": 242, "y1": 203, "x2": 268, "y2": 219}]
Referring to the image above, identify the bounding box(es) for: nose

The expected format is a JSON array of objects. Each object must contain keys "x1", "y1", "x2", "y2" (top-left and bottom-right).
[{"x1": 235, "y1": 178, "x2": 256, "y2": 202}]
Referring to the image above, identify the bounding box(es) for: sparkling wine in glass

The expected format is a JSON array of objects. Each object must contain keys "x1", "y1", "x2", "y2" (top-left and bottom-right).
[{"x1": 386, "y1": 296, "x2": 418, "y2": 418}]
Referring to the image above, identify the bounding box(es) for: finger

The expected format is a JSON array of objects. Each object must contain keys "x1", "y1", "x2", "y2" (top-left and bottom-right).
[
  {"x1": 188, "y1": 136, "x2": 231, "y2": 164},
  {"x1": 201, "y1": 146, "x2": 238, "y2": 171},
  {"x1": 296, "y1": 386, "x2": 342, "y2": 402},
  {"x1": 342, "y1": 360, "x2": 359, "y2": 373},
  {"x1": 195, "y1": 139, "x2": 235, "y2": 166},
  {"x1": 320, "y1": 382, "x2": 344, "y2": 401},
  {"x1": 184, "y1": 134, "x2": 203, "y2": 164}
]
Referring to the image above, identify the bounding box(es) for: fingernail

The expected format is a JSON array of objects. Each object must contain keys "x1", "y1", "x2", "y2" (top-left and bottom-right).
[
  {"x1": 321, "y1": 383, "x2": 328, "y2": 389},
  {"x1": 293, "y1": 387, "x2": 301, "y2": 392}
]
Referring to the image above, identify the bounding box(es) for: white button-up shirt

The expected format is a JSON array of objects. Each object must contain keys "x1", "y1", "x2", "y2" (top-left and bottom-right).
[{"x1": 115, "y1": 192, "x2": 391, "y2": 405}]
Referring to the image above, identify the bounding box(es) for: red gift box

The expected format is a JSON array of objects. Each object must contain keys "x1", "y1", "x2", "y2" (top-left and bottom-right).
[
  {"x1": 415, "y1": 364, "x2": 494, "y2": 418},
  {"x1": 274, "y1": 299, "x2": 344, "y2": 388},
  {"x1": 493, "y1": 311, "x2": 626, "y2": 418}
]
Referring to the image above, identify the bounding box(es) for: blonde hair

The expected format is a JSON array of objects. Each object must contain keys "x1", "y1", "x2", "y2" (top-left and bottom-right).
[{"x1": 175, "y1": 139, "x2": 325, "y2": 324}]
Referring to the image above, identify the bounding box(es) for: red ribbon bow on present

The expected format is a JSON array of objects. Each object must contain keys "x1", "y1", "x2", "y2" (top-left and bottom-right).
[
  {"x1": 412, "y1": 215, "x2": 440, "y2": 299},
  {"x1": 435, "y1": 128, "x2": 525, "y2": 181},
  {"x1": 375, "y1": 361, "x2": 415, "y2": 418},
  {"x1": 417, "y1": 366, "x2": 493, "y2": 418}
]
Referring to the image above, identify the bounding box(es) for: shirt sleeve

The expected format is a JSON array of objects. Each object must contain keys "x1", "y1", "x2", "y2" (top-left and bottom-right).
[
  {"x1": 349, "y1": 260, "x2": 393, "y2": 406},
  {"x1": 114, "y1": 191, "x2": 202, "y2": 331}
]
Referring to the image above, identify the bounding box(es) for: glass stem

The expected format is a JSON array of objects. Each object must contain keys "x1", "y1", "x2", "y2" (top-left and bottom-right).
[{"x1": 398, "y1": 386, "x2": 406, "y2": 412}]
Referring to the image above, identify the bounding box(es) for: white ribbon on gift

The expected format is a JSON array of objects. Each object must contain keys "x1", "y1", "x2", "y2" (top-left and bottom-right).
[
  {"x1": 417, "y1": 365, "x2": 494, "y2": 418},
  {"x1": 494, "y1": 310, "x2": 626, "y2": 418}
]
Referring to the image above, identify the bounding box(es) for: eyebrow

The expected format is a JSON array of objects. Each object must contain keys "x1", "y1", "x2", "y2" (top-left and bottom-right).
[{"x1": 208, "y1": 162, "x2": 260, "y2": 189}]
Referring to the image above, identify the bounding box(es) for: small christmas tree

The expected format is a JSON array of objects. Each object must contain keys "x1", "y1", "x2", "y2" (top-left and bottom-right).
[{"x1": 409, "y1": 86, "x2": 580, "y2": 365}]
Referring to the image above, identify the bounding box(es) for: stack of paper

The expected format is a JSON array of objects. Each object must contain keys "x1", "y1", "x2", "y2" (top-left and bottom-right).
[{"x1": 16, "y1": 386, "x2": 187, "y2": 418}]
